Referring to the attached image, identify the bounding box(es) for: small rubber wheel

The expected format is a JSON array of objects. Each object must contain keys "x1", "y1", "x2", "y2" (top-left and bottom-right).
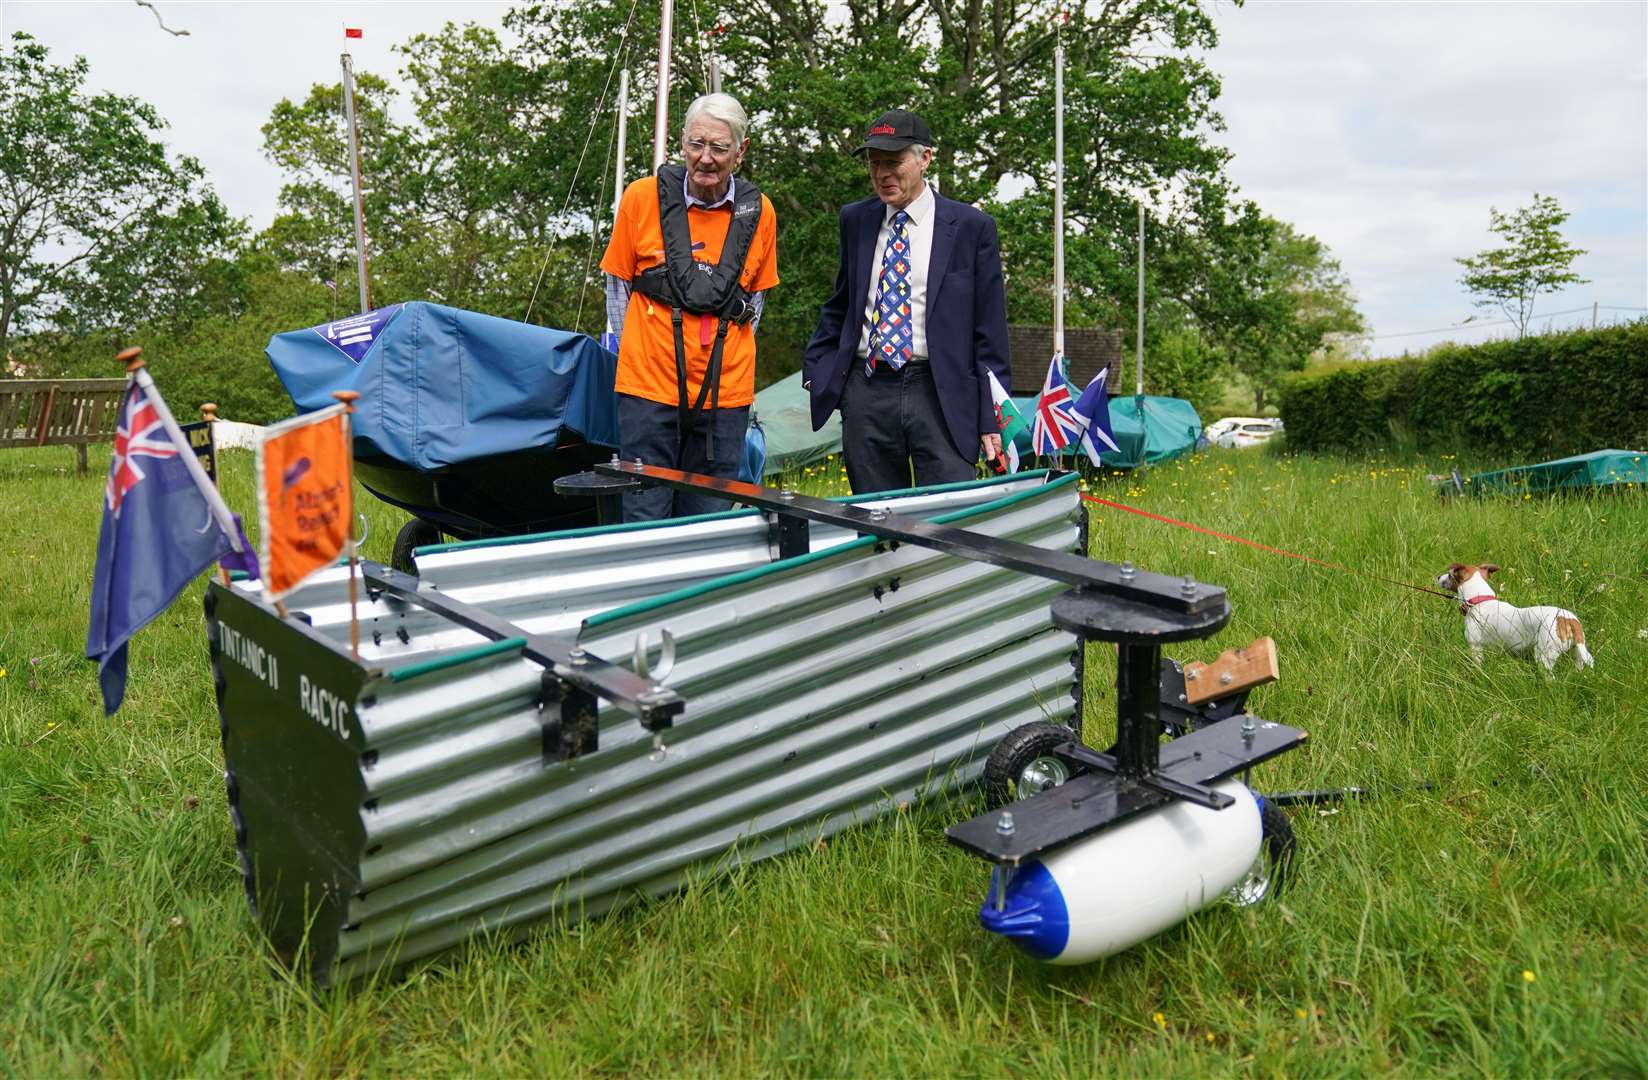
[
  {"x1": 391, "y1": 519, "x2": 443, "y2": 575},
  {"x1": 981, "y1": 721, "x2": 1080, "y2": 808},
  {"x1": 1228, "y1": 794, "x2": 1296, "y2": 906}
]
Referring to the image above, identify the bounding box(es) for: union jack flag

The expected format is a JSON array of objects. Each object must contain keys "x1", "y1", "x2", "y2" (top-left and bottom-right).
[
  {"x1": 1029, "y1": 354, "x2": 1084, "y2": 455},
  {"x1": 106, "y1": 388, "x2": 178, "y2": 515}
]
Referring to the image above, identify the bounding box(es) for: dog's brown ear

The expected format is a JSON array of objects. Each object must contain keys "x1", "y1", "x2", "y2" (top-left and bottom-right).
[
  {"x1": 1480, "y1": 563, "x2": 1500, "y2": 577},
  {"x1": 1447, "y1": 562, "x2": 1465, "y2": 573}
]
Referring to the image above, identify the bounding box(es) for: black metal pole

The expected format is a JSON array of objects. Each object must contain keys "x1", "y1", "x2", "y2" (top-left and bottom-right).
[{"x1": 1114, "y1": 642, "x2": 1162, "y2": 777}]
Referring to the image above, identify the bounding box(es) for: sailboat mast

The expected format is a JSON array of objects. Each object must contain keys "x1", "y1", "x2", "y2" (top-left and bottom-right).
[
  {"x1": 1053, "y1": 25, "x2": 1065, "y2": 358},
  {"x1": 652, "y1": 0, "x2": 675, "y2": 170},
  {"x1": 340, "y1": 50, "x2": 371, "y2": 314}
]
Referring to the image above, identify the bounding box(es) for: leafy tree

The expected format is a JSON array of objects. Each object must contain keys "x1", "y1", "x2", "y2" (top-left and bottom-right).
[
  {"x1": 1456, "y1": 193, "x2": 1587, "y2": 338},
  {"x1": 0, "y1": 32, "x2": 242, "y2": 361},
  {"x1": 253, "y1": 1, "x2": 1366, "y2": 403},
  {"x1": 1161, "y1": 205, "x2": 1364, "y2": 412}
]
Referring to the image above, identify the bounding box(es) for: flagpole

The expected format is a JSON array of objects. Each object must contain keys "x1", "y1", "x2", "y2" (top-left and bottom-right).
[
  {"x1": 340, "y1": 47, "x2": 372, "y2": 314},
  {"x1": 1053, "y1": 12, "x2": 1065, "y2": 360},
  {"x1": 115, "y1": 348, "x2": 246, "y2": 558},
  {"x1": 613, "y1": 67, "x2": 630, "y2": 220},
  {"x1": 652, "y1": 0, "x2": 674, "y2": 171},
  {"x1": 331, "y1": 390, "x2": 362, "y2": 661}
]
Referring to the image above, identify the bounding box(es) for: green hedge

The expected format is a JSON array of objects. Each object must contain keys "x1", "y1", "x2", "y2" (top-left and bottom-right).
[{"x1": 1278, "y1": 321, "x2": 1648, "y2": 455}]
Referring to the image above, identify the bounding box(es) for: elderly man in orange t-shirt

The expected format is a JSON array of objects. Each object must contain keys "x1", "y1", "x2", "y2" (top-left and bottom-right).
[{"x1": 601, "y1": 93, "x2": 780, "y2": 521}]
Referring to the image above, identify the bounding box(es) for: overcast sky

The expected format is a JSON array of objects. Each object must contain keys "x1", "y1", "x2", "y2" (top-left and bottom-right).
[{"x1": 4, "y1": 0, "x2": 1644, "y2": 356}]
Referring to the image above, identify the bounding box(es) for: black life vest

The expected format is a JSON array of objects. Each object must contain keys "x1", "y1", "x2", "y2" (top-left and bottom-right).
[{"x1": 630, "y1": 164, "x2": 764, "y2": 461}]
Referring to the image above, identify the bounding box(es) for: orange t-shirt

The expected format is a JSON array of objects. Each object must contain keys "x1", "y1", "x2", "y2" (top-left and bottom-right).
[{"x1": 600, "y1": 175, "x2": 780, "y2": 409}]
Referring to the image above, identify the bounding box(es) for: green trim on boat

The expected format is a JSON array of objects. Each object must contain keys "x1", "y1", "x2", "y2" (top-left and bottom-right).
[{"x1": 388, "y1": 637, "x2": 527, "y2": 682}]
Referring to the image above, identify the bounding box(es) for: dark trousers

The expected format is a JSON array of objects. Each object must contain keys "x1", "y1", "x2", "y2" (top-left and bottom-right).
[
  {"x1": 840, "y1": 361, "x2": 976, "y2": 495},
  {"x1": 618, "y1": 394, "x2": 751, "y2": 522}
]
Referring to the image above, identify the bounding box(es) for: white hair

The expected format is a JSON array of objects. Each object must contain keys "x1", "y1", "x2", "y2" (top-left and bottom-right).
[{"x1": 682, "y1": 93, "x2": 748, "y2": 145}]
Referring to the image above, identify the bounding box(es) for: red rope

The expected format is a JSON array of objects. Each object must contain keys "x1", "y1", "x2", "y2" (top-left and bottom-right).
[{"x1": 1080, "y1": 493, "x2": 1455, "y2": 601}]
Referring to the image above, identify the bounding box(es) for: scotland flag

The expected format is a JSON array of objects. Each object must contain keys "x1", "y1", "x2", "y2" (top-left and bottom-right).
[
  {"x1": 1069, "y1": 367, "x2": 1121, "y2": 466},
  {"x1": 86, "y1": 383, "x2": 234, "y2": 714}
]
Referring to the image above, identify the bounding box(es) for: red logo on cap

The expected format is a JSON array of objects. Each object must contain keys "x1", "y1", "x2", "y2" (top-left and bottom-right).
[{"x1": 870, "y1": 124, "x2": 897, "y2": 135}]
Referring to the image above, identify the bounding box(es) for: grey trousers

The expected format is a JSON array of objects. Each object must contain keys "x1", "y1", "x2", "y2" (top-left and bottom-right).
[
  {"x1": 840, "y1": 361, "x2": 976, "y2": 495},
  {"x1": 617, "y1": 394, "x2": 751, "y2": 522}
]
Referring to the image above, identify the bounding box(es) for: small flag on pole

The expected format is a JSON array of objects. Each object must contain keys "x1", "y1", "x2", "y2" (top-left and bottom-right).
[
  {"x1": 345, "y1": 27, "x2": 363, "y2": 39},
  {"x1": 1029, "y1": 354, "x2": 1084, "y2": 456},
  {"x1": 987, "y1": 370, "x2": 1027, "y2": 474},
  {"x1": 256, "y1": 405, "x2": 352, "y2": 602},
  {"x1": 1069, "y1": 367, "x2": 1120, "y2": 466}
]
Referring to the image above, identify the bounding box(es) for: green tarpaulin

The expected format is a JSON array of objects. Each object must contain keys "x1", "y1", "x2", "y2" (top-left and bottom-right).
[
  {"x1": 754, "y1": 371, "x2": 1202, "y2": 475},
  {"x1": 1465, "y1": 449, "x2": 1648, "y2": 496}
]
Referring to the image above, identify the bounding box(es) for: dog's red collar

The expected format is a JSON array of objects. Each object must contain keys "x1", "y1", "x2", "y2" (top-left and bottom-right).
[{"x1": 1458, "y1": 594, "x2": 1496, "y2": 615}]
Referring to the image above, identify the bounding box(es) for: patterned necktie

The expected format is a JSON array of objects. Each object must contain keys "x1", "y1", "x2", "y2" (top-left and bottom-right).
[{"x1": 866, "y1": 209, "x2": 913, "y2": 375}]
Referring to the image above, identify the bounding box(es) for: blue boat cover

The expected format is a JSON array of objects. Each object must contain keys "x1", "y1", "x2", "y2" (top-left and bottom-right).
[{"x1": 266, "y1": 302, "x2": 620, "y2": 472}]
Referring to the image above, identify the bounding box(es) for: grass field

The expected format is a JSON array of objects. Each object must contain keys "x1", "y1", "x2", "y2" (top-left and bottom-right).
[{"x1": 2, "y1": 441, "x2": 1645, "y2": 1076}]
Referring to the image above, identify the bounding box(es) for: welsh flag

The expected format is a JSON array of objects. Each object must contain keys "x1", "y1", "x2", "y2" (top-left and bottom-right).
[{"x1": 987, "y1": 370, "x2": 1026, "y2": 474}]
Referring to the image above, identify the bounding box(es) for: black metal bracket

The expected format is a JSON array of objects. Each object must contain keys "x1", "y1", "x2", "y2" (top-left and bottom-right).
[
  {"x1": 540, "y1": 669, "x2": 600, "y2": 760},
  {"x1": 767, "y1": 509, "x2": 810, "y2": 560},
  {"x1": 948, "y1": 713, "x2": 1307, "y2": 865},
  {"x1": 1157, "y1": 657, "x2": 1253, "y2": 737},
  {"x1": 361, "y1": 561, "x2": 682, "y2": 732},
  {"x1": 554, "y1": 463, "x2": 642, "y2": 526}
]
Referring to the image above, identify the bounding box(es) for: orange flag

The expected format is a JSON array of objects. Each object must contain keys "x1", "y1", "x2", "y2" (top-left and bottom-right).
[{"x1": 256, "y1": 405, "x2": 352, "y2": 601}]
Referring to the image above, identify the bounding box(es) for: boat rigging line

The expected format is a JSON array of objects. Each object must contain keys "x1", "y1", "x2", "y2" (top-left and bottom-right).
[{"x1": 523, "y1": 0, "x2": 645, "y2": 325}]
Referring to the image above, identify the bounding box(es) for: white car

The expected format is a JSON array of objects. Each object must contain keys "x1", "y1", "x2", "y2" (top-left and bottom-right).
[{"x1": 1204, "y1": 416, "x2": 1284, "y2": 449}]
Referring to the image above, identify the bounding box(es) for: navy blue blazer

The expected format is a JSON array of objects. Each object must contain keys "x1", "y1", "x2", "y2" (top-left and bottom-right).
[{"x1": 802, "y1": 191, "x2": 1010, "y2": 459}]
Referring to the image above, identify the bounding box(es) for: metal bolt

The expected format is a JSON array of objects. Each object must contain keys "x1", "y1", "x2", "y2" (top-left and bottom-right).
[
  {"x1": 869, "y1": 507, "x2": 888, "y2": 522},
  {"x1": 1178, "y1": 692, "x2": 1187, "y2": 702},
  {"x1": 995, "y1": 811, "x2": 1016, "y2": 838},
  {"x1": 1219, "y1": 672, "x2": 1233, "y2": 685},
  {"x1": 569, "y1": 647, "x2": 589, "y2": 666},
  {"x1": 610, "y1": 452, "x2": 621, "y2": 465},
  {"x1": 1119, "y1": 560, "x2": 1136, "y2": 581},
  {"x1": 779, "y1": 488, "x2": 795, "y2": 501},
  {"x1": 1241, "y1": 713, "x2": 1256, "y2": 742},
  {"x1": 1181, "y1": 574, "x2": 1197, "y2": 597}
]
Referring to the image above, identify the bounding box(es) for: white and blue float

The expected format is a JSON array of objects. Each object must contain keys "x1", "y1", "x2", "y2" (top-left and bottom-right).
[{"x1": 945, "y1": 589, "x2": 1306, "y2": 964}]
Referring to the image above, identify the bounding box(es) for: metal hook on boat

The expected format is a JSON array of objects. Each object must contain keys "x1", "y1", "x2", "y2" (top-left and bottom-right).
[{"x1": 632, "y1": 628, "x2": 676, "y2": 684}]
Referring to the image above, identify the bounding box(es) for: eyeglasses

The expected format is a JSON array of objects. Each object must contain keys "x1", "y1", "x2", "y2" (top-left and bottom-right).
[{"x1": 684, "y1": 137, "x2": 736, "y2": 159}]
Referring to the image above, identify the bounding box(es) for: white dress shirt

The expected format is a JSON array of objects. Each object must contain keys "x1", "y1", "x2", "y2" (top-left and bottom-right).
[{"x1": 855, "y1": 182, "x2": 935, "y2": 361}]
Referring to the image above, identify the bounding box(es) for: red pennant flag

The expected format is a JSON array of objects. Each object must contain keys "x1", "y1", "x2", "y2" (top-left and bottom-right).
[{"x1": 345, "y1": 27, "x2": 363, "y2": 39}]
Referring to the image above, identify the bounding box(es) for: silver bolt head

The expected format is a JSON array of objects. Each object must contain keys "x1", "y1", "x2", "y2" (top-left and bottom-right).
[
  {"x1": 1119, "y1": 560, "x2": 1136, "y2": 580},
  {"x1": 1181, "y1": 574, "x2": 1197, "y2": 596},
  {"x1": 1219, "y1": 672, "x2": 1233, "y2": 685},
  {"x1": 995, "y1": 811, "x2": 1016, "y2": 836},
  {"x1": 569, "y1": 647, "x2": 589, "y2": 666}
]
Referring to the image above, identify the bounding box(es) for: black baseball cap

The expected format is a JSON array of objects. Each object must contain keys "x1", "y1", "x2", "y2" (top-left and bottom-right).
[{"x1": 853, "y1": 109, "x2": 932, "y2": 155}]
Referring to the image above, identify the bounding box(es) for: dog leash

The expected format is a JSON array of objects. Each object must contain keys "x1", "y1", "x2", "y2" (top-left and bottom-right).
[{"x1": 1079, "y1": 493, "x2": 1458, "y2": 602}]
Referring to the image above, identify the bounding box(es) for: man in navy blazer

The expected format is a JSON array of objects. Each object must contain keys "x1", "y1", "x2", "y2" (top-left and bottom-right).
[{"x1": 802, "y1": 109, "x2": 1010, "y2": 494}]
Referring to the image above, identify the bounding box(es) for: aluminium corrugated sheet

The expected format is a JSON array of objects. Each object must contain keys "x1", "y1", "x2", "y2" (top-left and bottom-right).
[
  {"x1": 323, "y1": 475, "x2": 1081, "y2": 981},
  {"x1": 253, "y1": 471, "x2": 1058, "y2": 665}
]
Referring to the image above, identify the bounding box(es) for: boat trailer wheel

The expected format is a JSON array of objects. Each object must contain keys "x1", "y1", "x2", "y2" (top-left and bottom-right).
[
  {"x1": 1227, "y1": 796, "x2": 1295, "y2": 907},
  {"x1": 391, "y1": 519, "x2": 444, "y2": 575},
  {"x1": 982, "y1": 721, "x2": 1081, "y2": 808}
]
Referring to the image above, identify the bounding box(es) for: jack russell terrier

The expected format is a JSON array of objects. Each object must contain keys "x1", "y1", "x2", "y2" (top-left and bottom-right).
[{"x1": 1436, "y1": 563, "x2": 1594, "y2": 672}]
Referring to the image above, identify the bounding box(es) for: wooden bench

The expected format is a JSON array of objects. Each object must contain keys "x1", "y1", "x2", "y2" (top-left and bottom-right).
[{"x1": 0, "y1": 378, "x2": 127, "y2": 474}]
